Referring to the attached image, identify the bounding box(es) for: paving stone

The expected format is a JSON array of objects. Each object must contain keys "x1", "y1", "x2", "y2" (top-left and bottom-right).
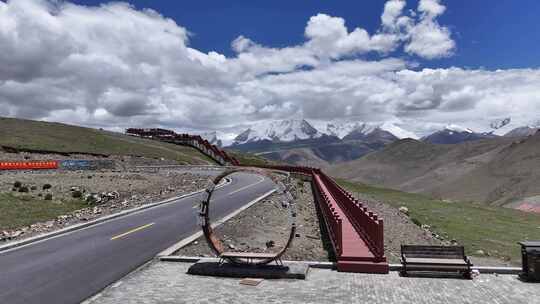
[{"x1": 87, "y1": 261, "x2": 540, "y2": 304}]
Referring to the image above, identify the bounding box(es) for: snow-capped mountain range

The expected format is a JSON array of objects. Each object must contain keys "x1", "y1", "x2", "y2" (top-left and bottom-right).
[
  {"x1": 231, "y1": 119, "x2": 419, "y2": 146},
  {"x1": 197, "y1": 117, "x2": 539, "y2": 149},
  {"x1": 323, "y1": 121, "x2": 418, "y2": 140},
  {"x1": 233, "y1": 119, "x2": 322, "y2": 145}
]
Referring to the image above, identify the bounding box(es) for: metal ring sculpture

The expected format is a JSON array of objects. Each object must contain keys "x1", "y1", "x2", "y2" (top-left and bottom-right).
[{"x1": 198, "y1": 167, "x2": 297, "y2": 265}]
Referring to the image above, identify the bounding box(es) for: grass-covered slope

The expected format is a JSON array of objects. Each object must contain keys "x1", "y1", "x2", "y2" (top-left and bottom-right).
[
  {"x1": 0, "y1": 117, "x2": 213, "y2": 164},
  {"x1": 338, "y1": 179, "x2": 540, "y2": 264},
  {"x1": 0, "y1": 192, "x2": 86, "y2": 230}
]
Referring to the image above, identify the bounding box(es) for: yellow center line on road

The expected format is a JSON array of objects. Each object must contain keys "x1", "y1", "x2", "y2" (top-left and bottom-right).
[
  {"x1": 110, "y1": 223, "x2": 155, "y2": 241},
  {"x1": 227, "y1": 176, "x2": 265, "y2": 196}
]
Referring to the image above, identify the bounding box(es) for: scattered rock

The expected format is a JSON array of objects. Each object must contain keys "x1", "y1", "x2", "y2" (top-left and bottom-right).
[
  {"x1": 42, "y1": 184, "x2": 52, "y2": 190},
  {"x1": 398, "y1": 206, "x2": 409, "y2": 216},
  {"x1": 475, "y1": 249, "x2": 486, "y2": 256},
  {"x1": 13, "y1": 181, "x2": 22, "y2": 188},
  {"x1": 265, "y1": 240, "x2": 275, "y2": 248},
  {"x1": 72, "y1": 190, "x2": 83, "y2": 198},
  {"x1": 44, "y1": 193, "x2": 53, "y2": 200},
  {"x1": 421, "y1": 224, "x2": 431, "y2": 230}
]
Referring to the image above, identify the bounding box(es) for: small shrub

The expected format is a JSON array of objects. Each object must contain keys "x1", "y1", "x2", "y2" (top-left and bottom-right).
[
  {"x1": 44, "y1": 193, "x2": 53, "y2": 201},
  {"x1": 12, "y1": 187, "x2": 17, "y2": 191},
  {"x1": 42, "y1": 184, "x2": 52, "y2": 190},
  {"x1": 72, "y1": 190, "x2": 83, "y2": 198},
  {"x1": 13, "y1": 181, "x2": 22, "y2": 188},
  {"x1": 38, "y1": 193, "x2": 43, "y2": 197},
  {"x1": 18, "y1": 186, "x2": 29, "y2": 193},
  {"x1": 411, "y1": 217, "x2": 422, "y2": 227},
  {"x1": 30, "y1": 186, "x2": 37, "y2": 191}
]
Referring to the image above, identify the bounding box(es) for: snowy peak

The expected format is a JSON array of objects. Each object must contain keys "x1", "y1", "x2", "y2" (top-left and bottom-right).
[
  {"x1": 324, "y1": 121, "x2": 418, "y2": 140},
  {"x1": 233, "y1": 119, "x2": 322, "y2": 145},
  {"x1": 444, "y1": 124, "x2": 473, "y2": 134},
  {"x1": 199, "y1": 131, "x2": 222, "y2": 147},
  {"x1": 423, "y1": 124, "x2": 497, "y2": 144}
]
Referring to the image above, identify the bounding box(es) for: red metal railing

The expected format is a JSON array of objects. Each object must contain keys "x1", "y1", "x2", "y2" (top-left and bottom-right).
[
  {"x1": 317, "y1": 172, "x2": 385, "y2": 260},
  {"x1": 125, "y1": 129, "x2": 240, "y2": 166},
  {"x1": 254, "y1": 164, "x2": 385, "y2": 261},
  {"x1": 125, "y1": 129, "x2": 386, "y2": 270},
  {"x1": 312, "y1": 174, "x2": 343, "y2": 256}
]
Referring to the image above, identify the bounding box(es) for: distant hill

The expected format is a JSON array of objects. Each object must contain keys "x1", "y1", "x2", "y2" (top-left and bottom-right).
[
  {"x1": 0, "y1": 117, "x2": 213, "y2": 164},
  {"x1": 329, "y1": 133, "x2": 540, "y2": 207},
  {"x1": 422, "y1": 125, "x2": 497, "y2": 144}
]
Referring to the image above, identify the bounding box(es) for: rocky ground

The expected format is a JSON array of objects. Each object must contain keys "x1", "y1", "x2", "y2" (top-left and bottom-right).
[
  {"x1": 0, "y1": 150, "x2": 182, "y2": 168},
  {"x1": 176, "y1": 180, "x2": 333, "y2": 261},
  {"x1": 351, "y1": 192, "x2": 515, "y2": 266},
  {"x1": 0, "y1": 166, "x2": 214, "y2": 243}
]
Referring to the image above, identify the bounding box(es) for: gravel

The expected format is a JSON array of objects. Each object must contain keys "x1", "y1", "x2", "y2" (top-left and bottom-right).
[
  {"x1": 0, "y1": 166, "x2": 214, "y2": 244},
  {"x1": 175, "y1": 180, "x2": 333, "y2": 261}
]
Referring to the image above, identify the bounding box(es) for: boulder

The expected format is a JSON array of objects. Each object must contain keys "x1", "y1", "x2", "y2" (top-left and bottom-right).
[{"x1": 398, "y1": 206, "x2": 409, "y2": 216}]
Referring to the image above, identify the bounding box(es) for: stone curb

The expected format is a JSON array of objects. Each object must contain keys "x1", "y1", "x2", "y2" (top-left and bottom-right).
[
  {"x1": 159, "y1": 256, "x2": 336, "y2": 269},
  {"x1": 0, "y1": 178, "x2": 232, "y2": 254},
  {"x1": 157, "y1": 188, "x2": 277, "y2": 257},
  {"x1": 388, "y1": 264, "x2": 520, "y2": 274},
  {"x1": 157, "y1": 259, "x2": 522, "y2": 274}
]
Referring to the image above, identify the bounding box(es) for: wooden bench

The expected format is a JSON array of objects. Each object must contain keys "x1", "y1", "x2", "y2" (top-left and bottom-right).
[
  {"x1": 219, "y1": 252, "x2": 283, "y2": 266},
  {"x1": 401, "y1": 245, "x2": 473, "y2": 279}
]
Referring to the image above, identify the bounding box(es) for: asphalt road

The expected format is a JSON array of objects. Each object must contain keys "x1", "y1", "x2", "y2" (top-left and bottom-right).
[{"x1": 0, "y1": 172, "x2": 276, "y2": 304}]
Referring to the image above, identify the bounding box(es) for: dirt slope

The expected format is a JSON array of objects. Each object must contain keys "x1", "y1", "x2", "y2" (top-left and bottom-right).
[{"x1": 329, "y1": 133, "x2": 540, "y2": 207}]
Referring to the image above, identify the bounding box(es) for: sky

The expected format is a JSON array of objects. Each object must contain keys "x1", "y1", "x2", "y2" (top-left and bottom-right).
[{"x1": 1, "y1": 0, "x2": 539, "y2": 141}]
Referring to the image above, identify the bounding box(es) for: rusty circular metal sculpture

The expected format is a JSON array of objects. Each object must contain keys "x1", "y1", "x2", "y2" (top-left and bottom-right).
[{"x1": 198, "y1": 167, "x2": 297, "y2": 266}]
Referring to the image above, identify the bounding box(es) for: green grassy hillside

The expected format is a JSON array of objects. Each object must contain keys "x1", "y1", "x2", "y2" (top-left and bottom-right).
[
  {"x1": 0, "y1": 117, "x2": 213, "y2": 164},
  {"x1": 339, "y1": 179, "x2": 540, "y2": 264}
]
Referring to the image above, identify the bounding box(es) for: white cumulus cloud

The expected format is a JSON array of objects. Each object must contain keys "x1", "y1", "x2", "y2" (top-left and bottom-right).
[{"x1": 0, "y1": 0, "x2": 538, "y2": 139}]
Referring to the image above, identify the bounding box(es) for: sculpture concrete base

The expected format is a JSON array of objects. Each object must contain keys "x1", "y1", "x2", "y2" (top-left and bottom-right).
[{"x1": 187, "y1": 262, "x2": 309, "y2": 280}]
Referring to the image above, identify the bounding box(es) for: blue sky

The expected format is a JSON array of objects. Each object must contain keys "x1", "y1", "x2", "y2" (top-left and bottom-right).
[
  {"x1": 71, "y1": 0, "x2": 540, "y2": 70},
  {"x1": 1, "y1": 0, "x2": 540, "y2": 140}
]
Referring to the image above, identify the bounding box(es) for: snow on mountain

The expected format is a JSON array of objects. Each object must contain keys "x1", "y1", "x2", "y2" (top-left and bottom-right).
[
  {"x1": 232, "y1": 119, "x2": 322, "y2": 145},
  {"x1": 504, "y1": 125, "x2": 540, "y2": 137},
  {"x1": 378, "y1": 122, "x2": 419, "y2": 139},
  {"x1": 199, "y1": 131, "x2": 223, "y2": 147},
  {"x1": 444, "y1": 124, "x2": 473, "y2": 134},
  {"x1": 422, "y1": 124, "x2": 497, "y2": 144},
  {"x1": 323, "y1": 121, "x2": 418, "y2": 140},
  {"x1": 487, "y1": 117, "x2": 540, "y2": 137}
]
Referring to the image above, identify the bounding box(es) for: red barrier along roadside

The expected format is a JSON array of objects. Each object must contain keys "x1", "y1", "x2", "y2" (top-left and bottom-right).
[
  {"x1": 124, "y1": 129, "x2": 388, "y2": 273},
  {"x1": 125, "y1": 129, "x2": 240, "y2": 166},
  {"x1": 252, "y1": 164, "x2": 388, "y2": 273},
  {"x1": 0, "y1": 161, "x2": 59, "y2": 170}
]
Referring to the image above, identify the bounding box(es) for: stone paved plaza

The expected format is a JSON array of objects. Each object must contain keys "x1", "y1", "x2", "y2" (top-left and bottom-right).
[{"x1": 87, "y1": 261, "x2": 539, "y2": 304}]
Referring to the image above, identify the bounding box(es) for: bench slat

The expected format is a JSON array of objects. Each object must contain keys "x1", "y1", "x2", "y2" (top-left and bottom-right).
[{"x1": 404, "y1": 258, "x2": 468, "y2": 265}]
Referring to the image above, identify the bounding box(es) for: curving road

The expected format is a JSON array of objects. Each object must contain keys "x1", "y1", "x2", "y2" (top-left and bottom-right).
[{"x1": 0, "y1": 172, "x2": 276, "y2": 304}]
